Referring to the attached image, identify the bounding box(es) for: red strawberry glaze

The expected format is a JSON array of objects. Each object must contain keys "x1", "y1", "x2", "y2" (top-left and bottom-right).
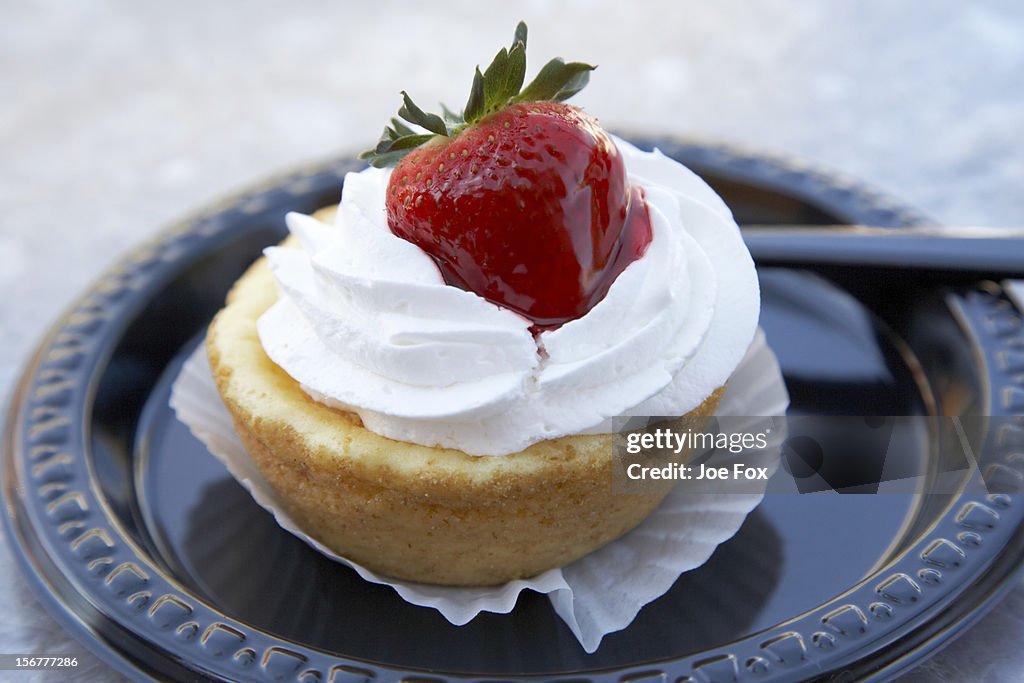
[{"x1": 386, "y1": 102, "x2": 653, "y2": 331}]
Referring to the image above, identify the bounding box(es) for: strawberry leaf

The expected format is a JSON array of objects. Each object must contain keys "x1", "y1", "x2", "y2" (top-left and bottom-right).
[
  {"x1": 390, "y1": 117, "x2": 416, "y2": 137},
  {"x1": 387, "y1": 133, "x2": 436, "y2": 151},
  {"x1": 464, "y1": 67, "x2": 486, "y2": 124},
  {"x1": 398, "y1": 91, "x2": 449, "y2": 136},
  {"x1": 375, "y1": 127, "x2": 397, "y2": 148},
  {"x1": 507, "y1": 40, "x2": 527, "y2": 92},
  {"x1": 552, "y1": 67, "x2": 592, "y2": 102},
  {"x1": 482, "y1": 43, "x2": 526, "y2": 114},
  {"x1": 514, "y1": 59, "x2": 595, "y2": 103},
  {"x1": 359, "y1": 148, "x2": 408, "y2": 168},
  {"x1": 440, "y1": 103, "x2": 462, "y2": 125},
  {"x1": 513, "y1": 21, "x2": 528, "y2": 50}
]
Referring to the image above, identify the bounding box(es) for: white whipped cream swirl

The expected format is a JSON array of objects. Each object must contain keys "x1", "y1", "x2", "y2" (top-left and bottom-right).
[{"x1": 257, "y1": 136, "x2": 759, "y2": 455}]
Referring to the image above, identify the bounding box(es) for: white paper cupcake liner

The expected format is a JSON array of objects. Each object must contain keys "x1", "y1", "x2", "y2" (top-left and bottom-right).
[{"x1": 170, "y1": 327, "x2": 788, "y2": 653}]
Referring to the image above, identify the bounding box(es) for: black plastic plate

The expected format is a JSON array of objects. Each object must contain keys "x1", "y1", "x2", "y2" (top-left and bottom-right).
[{"x1": 4, "y1": 140, "x2": 1024, "y2": 682}]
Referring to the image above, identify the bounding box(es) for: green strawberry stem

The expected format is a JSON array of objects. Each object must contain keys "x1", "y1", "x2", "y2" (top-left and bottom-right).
[{"x1": 360, "y1": 22, "x2": 596, "y2": 168}]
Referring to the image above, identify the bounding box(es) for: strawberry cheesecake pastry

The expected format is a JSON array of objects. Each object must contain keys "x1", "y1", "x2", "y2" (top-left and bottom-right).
[{"x1": 207, "y1": 23, "x2": 759, "y2": 586}]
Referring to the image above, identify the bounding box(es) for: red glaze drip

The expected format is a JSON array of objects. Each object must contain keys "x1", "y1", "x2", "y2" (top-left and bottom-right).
[{"x1": 526, "y1": 185, "x2": 651, "y2": 332}]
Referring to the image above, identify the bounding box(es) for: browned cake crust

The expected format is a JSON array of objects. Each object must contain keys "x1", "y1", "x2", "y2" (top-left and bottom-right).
[{"x1": 206, "y1": 233, "x2": 724, "y2": 586}]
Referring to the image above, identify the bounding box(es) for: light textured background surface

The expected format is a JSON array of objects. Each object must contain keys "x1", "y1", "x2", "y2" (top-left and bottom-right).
[{"x1": 2, "y1": 1, "x2": 1023, "y2": 681}]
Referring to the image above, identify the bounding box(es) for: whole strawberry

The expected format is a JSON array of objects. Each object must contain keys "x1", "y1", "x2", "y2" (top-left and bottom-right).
[{"x1": 361, "y1": 23, "x2": 651, "y2": 330}]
